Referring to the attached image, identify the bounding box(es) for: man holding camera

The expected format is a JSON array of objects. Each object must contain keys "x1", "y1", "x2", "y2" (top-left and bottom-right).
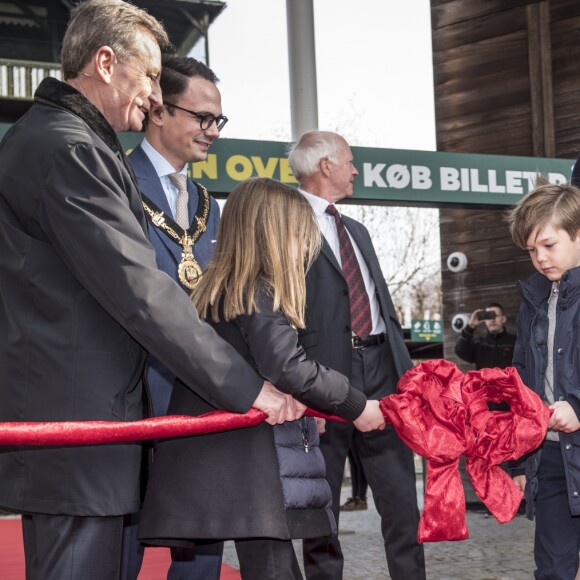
[{"x1": 454, "y1": 302, "x2": 516, "y2": 369}]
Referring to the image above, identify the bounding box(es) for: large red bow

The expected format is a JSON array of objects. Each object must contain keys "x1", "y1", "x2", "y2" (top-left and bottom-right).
[{"x1": 380, "y1": 360, "x2": 550, "y2": 542}]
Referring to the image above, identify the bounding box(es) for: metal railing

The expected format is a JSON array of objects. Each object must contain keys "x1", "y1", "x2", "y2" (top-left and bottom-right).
[{"x1": 0, "y1": 59, "x2": 62, "y2": 100}]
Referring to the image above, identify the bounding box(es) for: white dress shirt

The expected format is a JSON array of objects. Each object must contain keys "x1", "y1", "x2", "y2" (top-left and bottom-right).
[
  {"x1": 299, "y1": 189, "x2": 387, "y2": 336},
  {"x1": 140, "y1": 138, "x2": 188, "y2": 219}
]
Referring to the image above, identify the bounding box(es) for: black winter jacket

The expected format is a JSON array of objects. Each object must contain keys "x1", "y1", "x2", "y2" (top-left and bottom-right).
[
  {"x1": 139, "y1": 288, "x2": 367, "y2": 545},
  {"x1": 512, "y1": 268, "x2": 580, "y2": 518},
  {"x1": 0, "y1": 78, "x2": 262, "y2": 516},
  {"x1": 455, "y1": 326, "x2": 516, "y2": 369}
]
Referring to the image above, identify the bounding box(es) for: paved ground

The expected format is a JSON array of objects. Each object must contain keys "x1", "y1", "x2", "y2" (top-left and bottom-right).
[{"x1": 223, "y1": 467, "x2": 537, "y2": 579}]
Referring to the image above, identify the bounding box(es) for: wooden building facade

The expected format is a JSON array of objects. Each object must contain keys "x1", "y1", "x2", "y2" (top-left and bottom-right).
[{"x1": 431, "y1": 0, "x2": 580, "y2": 368}]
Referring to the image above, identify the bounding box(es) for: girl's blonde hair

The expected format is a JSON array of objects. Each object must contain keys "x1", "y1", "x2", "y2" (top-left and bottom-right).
[{"x1": 193, "y1": 177, "x2": 321, "y2": 328}]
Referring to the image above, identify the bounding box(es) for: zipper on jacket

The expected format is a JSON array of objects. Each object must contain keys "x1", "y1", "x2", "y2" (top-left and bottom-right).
[{"x1": 299, "y1": 417, "x2": 309, "y2": 453}]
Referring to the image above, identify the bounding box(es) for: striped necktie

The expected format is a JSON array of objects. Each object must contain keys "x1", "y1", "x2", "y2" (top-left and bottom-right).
[
  {"x1": 169, "y1": 172, "x2": 189, "y2": 229},
  {"x1": 325, "y1": 205, "x2": 372, "y2": 340}
]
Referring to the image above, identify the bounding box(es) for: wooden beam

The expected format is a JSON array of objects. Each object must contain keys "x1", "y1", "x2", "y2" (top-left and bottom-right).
[
  {"x1": 527, "y1": 1, "x2": 554, "y2": 157},
  {"x1": 527, "y1": 3, "x2": 543, "y2": 156},
  {"x1": 539, "y1": 1, "x2": 555, "y2": 157}
]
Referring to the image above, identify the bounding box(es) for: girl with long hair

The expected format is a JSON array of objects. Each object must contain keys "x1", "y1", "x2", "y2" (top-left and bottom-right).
[{"x1": 139, "y1": 177, "x2": 385, "y2": 579}]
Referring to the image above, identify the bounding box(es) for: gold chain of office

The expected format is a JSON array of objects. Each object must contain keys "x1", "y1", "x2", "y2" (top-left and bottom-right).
[{"x1": 141, "y1": 183, "x2": 210, "y2": 289}]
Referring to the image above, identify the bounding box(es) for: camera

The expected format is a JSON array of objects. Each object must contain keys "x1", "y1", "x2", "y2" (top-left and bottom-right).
[
  {"x1": 446, "y1": 252, "x2": 468, "y2": 273},
  {"x1": 451, "y1": 313, "x2": 470, "y2": 333},
  {"x1": 477, "y1": 310, "x2": 496, "y2": 321}
]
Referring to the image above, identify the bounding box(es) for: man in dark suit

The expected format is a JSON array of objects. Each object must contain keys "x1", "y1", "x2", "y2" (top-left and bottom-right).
[
  {"x1": 288, "y1": 131, "x2": 426, "y2": 580},
  {"x1": 0, "y1": 2, "x2": 297, "y2": 578},
  {"x1": 123, "y1": 55, "x2": 224, "y2": 579}
]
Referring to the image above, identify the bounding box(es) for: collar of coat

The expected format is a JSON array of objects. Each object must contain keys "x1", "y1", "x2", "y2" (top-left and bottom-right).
[
  {"x1": 34, "y1": 77, "x2": 123, "y2": 156},
  {"x1": 518, "y1": 266, "x2": 580, "y2": 309}
]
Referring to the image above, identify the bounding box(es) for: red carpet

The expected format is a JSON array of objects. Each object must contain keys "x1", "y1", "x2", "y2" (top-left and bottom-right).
[{"x1": 0, "y1": 518, "x2": 241, "y2": 579}]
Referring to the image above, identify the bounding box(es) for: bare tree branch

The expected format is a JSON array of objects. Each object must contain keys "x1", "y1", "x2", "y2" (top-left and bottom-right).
[{"x1": 340, "y1": 205, "x2": 442, "y2": 324}]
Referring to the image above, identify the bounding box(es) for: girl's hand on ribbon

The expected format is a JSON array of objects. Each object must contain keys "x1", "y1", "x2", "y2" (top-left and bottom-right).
[{"x1": 353, "y1": 400, "x2": 386, "y2": 432}]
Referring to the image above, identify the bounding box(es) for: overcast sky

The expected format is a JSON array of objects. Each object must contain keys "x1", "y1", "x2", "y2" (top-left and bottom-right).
[{"x1": 200, "y1": 0, "x2": 436, "y2": 151}]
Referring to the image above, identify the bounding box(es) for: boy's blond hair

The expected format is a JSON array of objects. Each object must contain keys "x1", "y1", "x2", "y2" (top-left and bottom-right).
[
  {"x1": 507, "y1": 176, "x2": 580, "y2": 249},
  {"x1": 193, "y1": 177, "x2": 321, "y2": 329}
]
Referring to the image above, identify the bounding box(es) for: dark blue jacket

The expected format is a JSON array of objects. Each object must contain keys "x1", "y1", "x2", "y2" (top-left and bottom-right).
[
  {"x1": 128, "y1": 144, "x2": 220, "y2": 416},
  {"x1": 512, "y1": 267, "x2": 580, "y2": 517}
]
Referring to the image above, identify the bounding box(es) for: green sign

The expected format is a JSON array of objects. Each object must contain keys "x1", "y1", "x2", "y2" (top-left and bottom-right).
[
  {"x1": 411, "y1": 319, "x2": 443, "y2": 343},
  {"x1": 0, "y1": 122, "x2": 575, "y2": 206},
  {"x1": 350, "y1": 147, "x2": 574, "y2": 207}
]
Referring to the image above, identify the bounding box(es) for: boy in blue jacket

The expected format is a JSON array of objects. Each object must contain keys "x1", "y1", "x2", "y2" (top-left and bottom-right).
[{"x1": 508, "y1": 177, "x2": 580, "y2": 580}]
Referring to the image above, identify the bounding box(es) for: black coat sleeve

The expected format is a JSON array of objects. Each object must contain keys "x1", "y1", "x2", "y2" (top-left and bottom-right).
[
  {"x1": 39, "y1": 141, "x2": 262, "y2": 413},
  {"x1": 235, "y1": 292, "x2": 366, "y2": 421}
]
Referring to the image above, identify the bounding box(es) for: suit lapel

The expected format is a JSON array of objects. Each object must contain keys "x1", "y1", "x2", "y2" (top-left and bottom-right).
[
  {"x1": 130, "y1": 146, "x2": 172, "y2": 214},
  {"x1": 186, "y1": 179, "x2": 199, "y2": 225},
  {"x1": 128, "y1": 145, "x2": 182, "y2": 263},
  {"x1": 342, "y1": 214, "x2": 396, "y2": 327},
  {"x1": 320, "y1": 237, "x2": 343, "y2": 278}
]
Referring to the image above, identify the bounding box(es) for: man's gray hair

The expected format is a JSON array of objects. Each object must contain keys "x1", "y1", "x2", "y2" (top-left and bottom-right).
[
  {"x1": 287, "y1": 131, "x2": 347, "y2": 181},
  {"x1": 61, "y1": 0, "x2": 170, "y2": 80}
]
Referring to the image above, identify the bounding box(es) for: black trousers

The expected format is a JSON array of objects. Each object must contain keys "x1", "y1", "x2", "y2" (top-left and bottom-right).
[
  {"x1": 347, "y1": 446, "x2": 367, "y2": 500},
  {"x1": 21, "y1": 513, "x2": 125, "y2": 580},
  {"x1": 302, "y1": 342, "x2": 425, "y2": 580},
  {"x1": 235, "y1": 538, "x2": 303, "y2": 580},
  {"x1": 534, "y1": 440, "x2": 580, "y2": 579}
]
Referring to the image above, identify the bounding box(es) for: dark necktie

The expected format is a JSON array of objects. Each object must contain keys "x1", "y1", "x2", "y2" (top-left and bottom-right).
[{"x1": 325, "y1": 205, "x2": 372, "y2": 340}]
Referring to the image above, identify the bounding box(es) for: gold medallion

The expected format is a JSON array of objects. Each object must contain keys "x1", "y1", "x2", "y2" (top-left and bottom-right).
[
  {"x1": 178, "y1": 239, "x2": 202, "y2": 289},
  {"x1": 141, "y1": 183, "x2": 211, "y2": 290},
  {"x1": 178, "y1": 257, "x2": 202, "y2": 289}
]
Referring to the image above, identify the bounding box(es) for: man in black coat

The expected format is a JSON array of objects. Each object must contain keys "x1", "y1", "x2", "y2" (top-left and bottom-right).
[
  {"x1": 454, "y1": 303, "x2": 516, "y2": 370},
  {"x1": 288, "y1": 131, "x2": 426, "y2": 580},
  {"x1": 0, "y1": 1, "x2": 295, "y2": 578}
]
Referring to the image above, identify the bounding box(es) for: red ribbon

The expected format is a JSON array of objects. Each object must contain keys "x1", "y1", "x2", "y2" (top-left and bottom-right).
[
  {"x1": 380, "y1": 360, "x2": 550, "y2": 542},
  {"x1": 0, "y1": 361, "x2": 550, "y2": 543},
  {"x1": 0, "y1": 408, "x2": 343, "y2": 446}
]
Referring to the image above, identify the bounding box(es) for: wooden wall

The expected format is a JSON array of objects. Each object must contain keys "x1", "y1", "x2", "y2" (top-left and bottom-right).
[
  {"x1": 440, "y1": 208, "x2": 534, "y2": 371},
  {"x1": 431, "y1": 0, "x2": 580, "y2": 369}
]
